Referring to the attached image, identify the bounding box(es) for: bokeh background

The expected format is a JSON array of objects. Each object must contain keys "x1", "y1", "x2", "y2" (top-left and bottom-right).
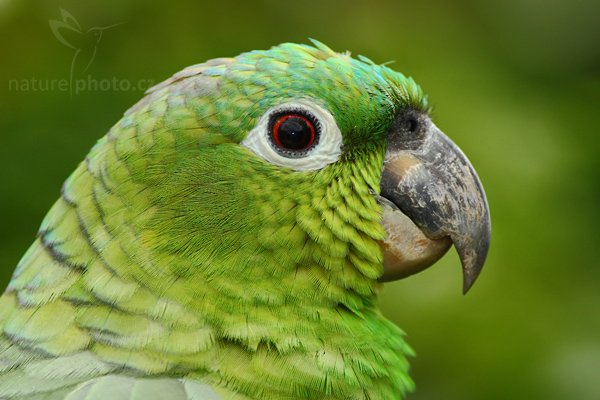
[{"x1": 1, "y1": 0, "x2": 599, "y2": 398}]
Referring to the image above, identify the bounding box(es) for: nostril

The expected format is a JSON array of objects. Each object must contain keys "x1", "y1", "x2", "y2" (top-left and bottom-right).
[
  {"x1": 388, "y1": 110, "x2": 429, "y2": 151},
  {"x1": 406, "y1": 116, "x2": 419, "y2": 134}
]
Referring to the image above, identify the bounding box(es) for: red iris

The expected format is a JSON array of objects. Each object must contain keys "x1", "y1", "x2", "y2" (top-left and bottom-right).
[{"x1": 271, "y1": 113, "x2": 316, "y2": 151}]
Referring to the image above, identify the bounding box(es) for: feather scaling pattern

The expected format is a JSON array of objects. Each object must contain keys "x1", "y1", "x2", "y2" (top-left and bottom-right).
[{"x1": 0, "y1": 41, "x2": 488, "y2": 399}]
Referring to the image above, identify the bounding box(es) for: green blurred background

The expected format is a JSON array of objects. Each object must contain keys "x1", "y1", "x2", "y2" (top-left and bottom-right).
[{"x1": 1, "y1": 0, "x2": 599, "y2": 398}]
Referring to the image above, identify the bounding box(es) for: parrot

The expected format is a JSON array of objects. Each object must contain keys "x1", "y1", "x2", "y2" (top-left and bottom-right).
[{"x1": 0, "y1": 41, "x2": 490, "y2": 399}]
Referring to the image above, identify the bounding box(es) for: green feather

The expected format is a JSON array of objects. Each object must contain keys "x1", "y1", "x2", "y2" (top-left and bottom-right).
[{"x1": 0, "y1": 41, "x2": 427, "y2": 399}]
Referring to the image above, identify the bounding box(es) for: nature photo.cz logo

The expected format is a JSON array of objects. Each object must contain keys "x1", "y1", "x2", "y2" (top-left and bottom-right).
[{"x1": 8, "y1": 9, "x2": 155, "y2": 95}]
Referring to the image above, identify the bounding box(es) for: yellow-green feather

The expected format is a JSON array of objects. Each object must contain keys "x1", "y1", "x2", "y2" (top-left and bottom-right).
[{"x1": 0, "y1": 41, "x2": 426, "y2": 399}]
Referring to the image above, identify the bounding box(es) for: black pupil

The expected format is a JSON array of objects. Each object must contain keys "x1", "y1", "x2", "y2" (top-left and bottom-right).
[{"x1": 277, "y1": 117, "x2": 312, "y2": 150}]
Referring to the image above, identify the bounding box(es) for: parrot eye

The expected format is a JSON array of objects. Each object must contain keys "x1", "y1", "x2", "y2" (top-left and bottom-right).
[
  {"x1": 241, "y1": 101, "x2": 343, "y2": 171},
  {"x1": 269, "y1": 111, "x2": 319, "y2": 156}
]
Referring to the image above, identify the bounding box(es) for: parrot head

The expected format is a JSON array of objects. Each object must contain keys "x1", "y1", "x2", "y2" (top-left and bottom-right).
[
  {"x1": 117, "y1": 40, "x2": 489, "y2": 301},
  {"x1": 3, "y1": 41, "x2": 490, "y2": 399}
]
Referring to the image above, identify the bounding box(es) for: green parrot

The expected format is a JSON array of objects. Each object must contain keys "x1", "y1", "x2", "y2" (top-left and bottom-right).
[{"x1": 0, "y1": 41, "x2": 490, "y2": 399}]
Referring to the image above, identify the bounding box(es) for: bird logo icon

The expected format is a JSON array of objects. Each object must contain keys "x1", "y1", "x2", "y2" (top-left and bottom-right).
[{"x1": 49, "y1": 9, "x2": 121, "y2": 94}]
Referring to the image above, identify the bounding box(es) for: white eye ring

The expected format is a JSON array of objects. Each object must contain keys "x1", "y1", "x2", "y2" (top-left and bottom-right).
[{"x1": 241, "y1": 100, "x2": 343, "y2": 171}]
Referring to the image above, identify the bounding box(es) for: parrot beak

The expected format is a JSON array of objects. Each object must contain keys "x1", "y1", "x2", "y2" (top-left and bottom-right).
[{"x1": 379, "y1": 112, "x2": 491, "y2": 293}]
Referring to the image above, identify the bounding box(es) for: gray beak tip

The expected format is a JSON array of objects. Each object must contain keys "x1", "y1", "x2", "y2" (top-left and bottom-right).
[
  {"x1": 455, "y1": 223, "x2": 491, "y2": 294},
  {"x1": 462, "y1": 261, "x2": 483, "y2": 294}
]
